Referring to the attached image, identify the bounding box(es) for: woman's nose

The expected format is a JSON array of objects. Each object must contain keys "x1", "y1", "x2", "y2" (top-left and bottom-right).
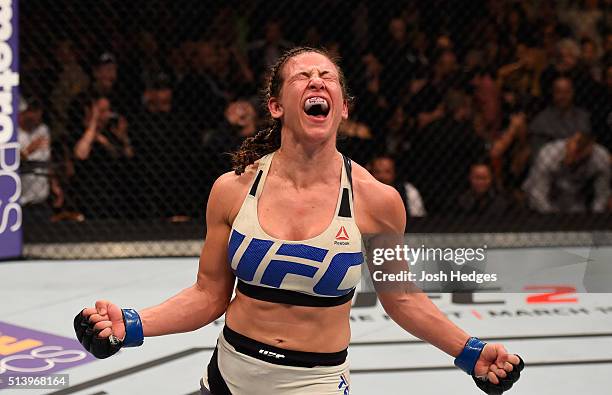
[{"x1": 308, "y1": 76, "x2": 325, "y2": 90}]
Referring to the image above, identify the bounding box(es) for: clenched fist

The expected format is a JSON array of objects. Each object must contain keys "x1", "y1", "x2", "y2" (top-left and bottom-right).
[{"x1": 74, "y1": 300, "x2": 143, "y2": 359}]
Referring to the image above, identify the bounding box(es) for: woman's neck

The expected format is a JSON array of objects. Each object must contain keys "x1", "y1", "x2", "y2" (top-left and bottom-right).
[{"x1": 273, "y1": 136, "x2": 340, "y2": 189}]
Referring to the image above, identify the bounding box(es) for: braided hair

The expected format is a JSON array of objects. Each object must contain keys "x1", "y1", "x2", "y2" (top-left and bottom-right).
[{"x1": 231, "y1": 46, "x2": 352, "y2": 174}]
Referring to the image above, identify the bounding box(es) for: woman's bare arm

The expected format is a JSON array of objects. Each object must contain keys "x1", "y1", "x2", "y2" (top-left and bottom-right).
[
  {"x1": 356, "y1": 174, "x2": 470, "y2": 358},
  {"x1": 140, "y1": 173, "x2": 237, "y2": 336}
]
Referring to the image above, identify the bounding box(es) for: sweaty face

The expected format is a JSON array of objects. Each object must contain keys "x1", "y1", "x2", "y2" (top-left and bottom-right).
[{"x1": 270, "y1": 52, "x2": 348, "y2": 142}]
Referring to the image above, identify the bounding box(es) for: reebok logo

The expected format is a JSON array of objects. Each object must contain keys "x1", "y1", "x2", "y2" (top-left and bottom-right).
[
  {"x1": 259, "y1": 349, "x2": 285, "y2": 359},
  {"x1": 334, "y1": 226, "x2": 350, "y2": 245},
  {"x1": 335, "y1": 226, "x2": 349, "y2": 240}
]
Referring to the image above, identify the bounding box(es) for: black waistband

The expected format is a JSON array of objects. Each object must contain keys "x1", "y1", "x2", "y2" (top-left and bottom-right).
[
  {"x1": 236, "y1": 280, "x2": 355, "y2": 307},
  {"x1": 222, "y1": 325, "x2": 347, "y2": 368}
]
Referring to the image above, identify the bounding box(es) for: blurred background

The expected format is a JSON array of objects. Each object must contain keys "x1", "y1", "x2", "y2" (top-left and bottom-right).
[{"x1": 17, "y1": 0, "x2": 612, "y2": 259}]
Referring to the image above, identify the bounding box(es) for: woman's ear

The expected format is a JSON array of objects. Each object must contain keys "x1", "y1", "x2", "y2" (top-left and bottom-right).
[
  {"x1": 342, "y1": 99, "x2": 349, "y2": 120},
  {"x1": 268, "y1": 97, "x2": 283, "y2": 119}
]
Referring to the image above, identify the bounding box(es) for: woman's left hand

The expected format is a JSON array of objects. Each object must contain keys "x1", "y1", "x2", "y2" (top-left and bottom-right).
[
  {"x1": 474, "y1": 343, "x2": 520, "y2": 384},
  {"x1": 471, "y1": 343, "x2": 524, "y2": 394}
]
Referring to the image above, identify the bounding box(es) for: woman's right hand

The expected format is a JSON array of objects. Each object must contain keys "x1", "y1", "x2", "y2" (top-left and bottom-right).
[
  {"x1": 74, "y1": 300, "x2": 126, "y2": 359},
  {"x1": 84, "y1": 300, "x2": 126, "y2": 340}
]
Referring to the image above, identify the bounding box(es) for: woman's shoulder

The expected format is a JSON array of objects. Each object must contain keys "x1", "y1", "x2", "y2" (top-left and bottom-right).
[
  {"x1": 207, "y1": 162, "x2": 261, "y2": 223},
  {"x1": 211, "y1": 164, "x2": 259, "y2": 199}
]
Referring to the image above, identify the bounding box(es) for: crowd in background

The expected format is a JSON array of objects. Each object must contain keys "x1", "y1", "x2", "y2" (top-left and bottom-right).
[{"x1": 18, "y1": 0, "x2": 612, "y2": 224}]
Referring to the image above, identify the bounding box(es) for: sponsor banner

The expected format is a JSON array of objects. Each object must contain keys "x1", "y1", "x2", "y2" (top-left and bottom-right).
[
  {"x1": 0, "y1": 321, "x2": 96, "y2": 389},
  {"x1": 0, "y1": 0, "x2": 22, "y2": 260}
]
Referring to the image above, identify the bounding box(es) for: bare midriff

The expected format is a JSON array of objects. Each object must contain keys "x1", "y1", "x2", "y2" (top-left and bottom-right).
[{"x1": 225, "y1": 290, "x2": 352, "y2": 353}]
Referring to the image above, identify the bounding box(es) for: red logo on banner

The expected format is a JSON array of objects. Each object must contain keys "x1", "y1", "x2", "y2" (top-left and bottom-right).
[{"x1": 335, "y1": 226, "x2": 349, "y2": 240}]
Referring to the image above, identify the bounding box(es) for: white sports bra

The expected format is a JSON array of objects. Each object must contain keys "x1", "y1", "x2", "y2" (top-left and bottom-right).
[{"x1": 227, "y1": 151, "x2": 364, "y2": 306}]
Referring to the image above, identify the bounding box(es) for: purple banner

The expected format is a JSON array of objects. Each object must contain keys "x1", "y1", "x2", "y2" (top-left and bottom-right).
[
  {"x1": 0, "y1": 321, "x2": 96, "y2": 389},
  {"x1": 0, "y1": 0, "x2": 21, "y2": 260}
]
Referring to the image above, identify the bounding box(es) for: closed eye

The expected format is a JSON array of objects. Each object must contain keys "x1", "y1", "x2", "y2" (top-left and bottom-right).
[{"x1": 320, "y1": 71, "x2": 338, "y2": 81}]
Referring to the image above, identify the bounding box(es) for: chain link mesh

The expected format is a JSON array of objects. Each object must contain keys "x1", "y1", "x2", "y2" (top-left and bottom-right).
[{"x1": 19, "y1": 0, "x2": 612, "y2": 258}]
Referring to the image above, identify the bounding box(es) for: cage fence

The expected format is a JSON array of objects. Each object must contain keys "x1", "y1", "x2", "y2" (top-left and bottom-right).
[{"x1": 18, "y1": 0, "x2": 612, "y2": 259}]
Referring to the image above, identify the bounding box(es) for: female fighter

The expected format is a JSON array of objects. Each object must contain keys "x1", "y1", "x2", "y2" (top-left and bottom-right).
[{"x1": 74, "y1": 47, "x2": 523, "y2": 394}]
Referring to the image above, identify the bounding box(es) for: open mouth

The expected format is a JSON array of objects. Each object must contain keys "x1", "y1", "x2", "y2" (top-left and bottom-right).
[{"x1": 303, "y1": 97, "x2": 330, "y2": 119}]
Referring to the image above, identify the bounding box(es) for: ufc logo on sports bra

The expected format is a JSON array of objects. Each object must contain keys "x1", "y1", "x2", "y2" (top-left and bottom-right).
[{"x1": 228, "y1": 230, "x2": 363, "y2": 297}]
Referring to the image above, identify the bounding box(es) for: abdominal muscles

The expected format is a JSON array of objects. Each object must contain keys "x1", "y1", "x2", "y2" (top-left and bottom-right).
[{"x1": 224, "y1": 291, "x2": 352, "y2": 353}]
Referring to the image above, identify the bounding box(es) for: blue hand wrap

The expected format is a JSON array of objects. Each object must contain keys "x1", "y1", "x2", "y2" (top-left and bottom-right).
[
  {"x1": 121, "y1": 309, "x2": 144, "y2": 347},
  {"x1": 454, "y1": 337, "x2": 486, "y2": 375}
]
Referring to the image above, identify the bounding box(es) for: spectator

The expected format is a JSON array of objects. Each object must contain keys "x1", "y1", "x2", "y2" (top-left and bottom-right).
[
  {"x1": 540, "y1": 39, "x2": 596, "y2": 109},
  {"x1": 458, "y1": 162, "x2": 511, "y2": 217},
  {"x1": 214, "y1": 44, "x2": 256, "y2": 98},
  {"x1": 377, "y1": 17, "x2": 426, "y2": 107},
  {"x1": 67, "y1": 52, "x2": 123, "y2": 128},
  {"x1": 347, "y1": 52, "x2": 388, "y2": 152},
  {"x1": 581, "y1": 37, "x2": 603, "y2": 82},
  {"x1": 369, "y1": 155, "x2": 426, "y2": 218},
  {"x1": 604, "y1": 32, "x2": 612, "y2": 56},
  {"x1": 471, "y1": 68, "x2": 502, "y2": 132},
  {"x1": 49, "y1": 40, "x2": 89, "y2": 132},
  {"x1": 247, "y1": 20, "x2": 293, "y2": 84},
  {"x1": 529, "y1": 77, "x2": 591, "y2": 154},
  {"x1": 591, "y1": 63, "x2": 612, "y2": 153},
  {"x1": 490, "y1": 112, "x2": 531, "y2": 204},
  {"x1": 175, "y1": 41, "x2": 230, "y2": 131},
  {"x1": 407, "y1": 49, "x2": 459, "y2": 130},
  {"x1": 69, "y1": 96, "x2": 133, "y2": 219},
  {"x1": 497, "y1": 42, "x2": 545, "y2": 100},
  {"x1": 523, "y1": 131, "x2": 610, "y2": 213},
  {"x1": 18, "y1": 97, "x2": 62, "y2": 221},
  {"x1": 130, "y1": 75, "x2": 184, "y2": 219},
  {"x1": 409, "y1": 89, "x2": 487, "y2": 214},
  {"x1": 558, "y1": 0, "x2": 604, "y2": 49},
  {"x1": 205, "y1": 100, "x2": 259, "y2": 160}
]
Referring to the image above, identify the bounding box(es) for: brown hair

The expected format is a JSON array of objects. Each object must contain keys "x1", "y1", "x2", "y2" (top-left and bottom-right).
[{"x1": 231, "y1": 46, "x2": 352, "y2": 174}]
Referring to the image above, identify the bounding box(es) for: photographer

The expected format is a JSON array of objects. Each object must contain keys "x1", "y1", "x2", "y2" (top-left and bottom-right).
[{"x1": 70, "y1": 95, "x2": 133, "y2": 219}]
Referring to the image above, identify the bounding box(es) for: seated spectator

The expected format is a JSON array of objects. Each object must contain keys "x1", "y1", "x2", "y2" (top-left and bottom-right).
[
  {"x1": 337, "y1": 108, "x2": 375, "y2": 165},
  {"x1": 369, "y1": 155, "x2": 426, "y2": 218},
  {"x1": 49, "y1": 40, "x2": 89, "y2": 131},
  {"x1": 377, "y1": 17, "x2": 425, "y2": 108},
  {"x1": 540, "y1": 39, "x2": 596, "y2": 109},
  {"x1": 247, "y1": 20, "x2": 293, "y2": 85},
  {"x1": 350, "y1": 52, "x2": 389, "y2": 133},
  {"x1": 490, "y1": 112, "x2": 531, "y2": 203},
  {"x1": 175, "y1": 41, "x2": 230, "y2": 131},
  {"x1": 409, "y1": 89, "x2": 487, "y2": 214},
  {"x1": 407, "y1": 49, "x2": 460, "y2": 130},
  {"x1": 581, "y1": 37, "x2": 603, "y2": 82},
  {"x1": 523, "y1": 131, "x2": 610, "y2": 213},
  {"x1": 18, "y1": 97, "x2": 62, "y2": 222},
  {"x1": 591, "y1": 62, "x2": 612, "y2": 154},
  {"x1": 458, "y1": 162, "x2": 511, "y2": 217},
  {"x1": 201, "y1": 100, "x2": 261, "y2": 213},
  {"x1": 67, "y1": 52, "x2": 124, "y2": 129},
  {"x1": 529, "y1": 77, "x2": 590, "y2": 154},
  {"x1": 69, "y1": 96, "x2": 133, "y2": 219},
  {"x1": 130, "y1": 75, "x2": 191, "y2": 220},
  {"x1": 205, "y1": 99, "x2": 259, "y2": 165},
  {"x1": 496, "y1": 42, "x2": 545, "y2": 100}
]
